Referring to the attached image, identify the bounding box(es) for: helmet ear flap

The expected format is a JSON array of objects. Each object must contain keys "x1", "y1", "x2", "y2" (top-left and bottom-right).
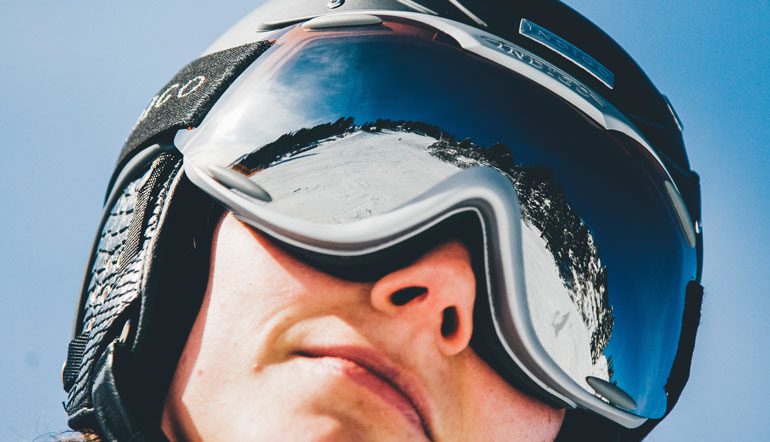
[
  {"x1": 64, "y1": 150, "x2": 224, "y2": 436},
  {"x1": 64, "y1": 152, "x2": 183, "y2": 430}
]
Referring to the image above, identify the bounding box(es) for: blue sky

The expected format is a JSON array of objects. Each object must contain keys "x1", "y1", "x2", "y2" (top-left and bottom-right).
[{"x1": 1, "y1": 1, "x2": 767, "y2": 440}]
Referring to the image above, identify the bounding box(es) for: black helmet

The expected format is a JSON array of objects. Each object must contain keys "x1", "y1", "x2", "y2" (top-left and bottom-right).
[{"x1": 62, "y1": 1, "x2": 703, "y2": 440}]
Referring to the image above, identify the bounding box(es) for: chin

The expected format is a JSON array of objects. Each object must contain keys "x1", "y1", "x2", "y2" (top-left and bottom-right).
[
  {"x1": 240, "y1": 415, "x2": 369, "y2": 442},
  {"x1": 221, "y1": 408, "x2": 423, "y2": 442}
]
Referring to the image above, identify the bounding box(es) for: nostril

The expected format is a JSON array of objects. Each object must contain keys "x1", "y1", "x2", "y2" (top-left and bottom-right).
[
  {"x1": 441, "y1": 307, "x2": 459, "y2": 338},
  {"x1": 390, "y1": 286, "x2": 428, "y2": 306}
]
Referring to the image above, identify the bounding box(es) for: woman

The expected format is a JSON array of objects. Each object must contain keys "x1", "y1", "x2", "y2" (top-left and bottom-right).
[
  {"x1": 159, "y1": 211, "x2": 564, "y2": 440},
  {"x1": 61, "y1": 1, "x2": 703, "y2": 440}
]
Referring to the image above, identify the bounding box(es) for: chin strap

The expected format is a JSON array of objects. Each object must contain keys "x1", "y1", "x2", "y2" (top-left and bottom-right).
[{"x1": 92, "y1": 341, "x2": 151, "y2": 441}]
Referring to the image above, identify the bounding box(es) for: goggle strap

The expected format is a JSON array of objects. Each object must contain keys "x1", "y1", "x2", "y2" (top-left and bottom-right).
[{"x1": 110, "y1": 40, "x2": 274, "y2": 197}]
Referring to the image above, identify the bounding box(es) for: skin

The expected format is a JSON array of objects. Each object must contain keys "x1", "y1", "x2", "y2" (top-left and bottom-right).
[{"x1": 161, "y1": 213, "x2": 564, "y2": 441}]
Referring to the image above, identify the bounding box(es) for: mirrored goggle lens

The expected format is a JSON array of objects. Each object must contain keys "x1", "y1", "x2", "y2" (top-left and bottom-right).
[
  {"x1": 176, "y1": 19, "x2": 698, "y2": 419},
  {"x1": 229, "y1": 123, "x2": 461, "y2": 224}
]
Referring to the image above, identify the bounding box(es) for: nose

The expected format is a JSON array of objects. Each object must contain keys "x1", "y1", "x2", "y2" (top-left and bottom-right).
[{"x1": 369, "y1": 240, "x2": 476, "y2": 356}]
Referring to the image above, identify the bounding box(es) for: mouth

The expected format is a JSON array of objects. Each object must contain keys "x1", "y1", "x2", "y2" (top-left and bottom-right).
[{"x1": 294, "y1": 346, "x2": 434, "y2": 440}]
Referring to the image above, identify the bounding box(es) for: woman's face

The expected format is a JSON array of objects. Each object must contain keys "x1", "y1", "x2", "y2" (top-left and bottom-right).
[{"x1": 161, "y1": 213, "x2": 564, "y2": 441}]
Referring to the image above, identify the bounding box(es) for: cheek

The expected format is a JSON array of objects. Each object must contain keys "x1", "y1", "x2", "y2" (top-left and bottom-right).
[
  {"x1": 456, "y1": 352, "x2": 565, "y2": 441},
  {"x1": 162, "y1": 215, "x2": 311, "y2": 439},
  {"x1": 211, "y1": 214, "x2": 347, "y2": 315},
  {"x1": 191, "y1": 214, "x2": 326, "y2": 370},
  {"x1": 164, "y1": 214, "x2": 372, "y2": 440},
  {"x1": 214, "y1": 216, "x2": 303, "y2": 306}
]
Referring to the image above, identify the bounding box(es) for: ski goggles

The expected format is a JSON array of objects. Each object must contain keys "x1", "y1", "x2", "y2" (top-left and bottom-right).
[{"x1": 174, "y1": 13, "x2": 698, "y2": 427}]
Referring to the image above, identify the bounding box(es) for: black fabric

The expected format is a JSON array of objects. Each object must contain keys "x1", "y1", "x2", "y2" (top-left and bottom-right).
[
  {"x1": 63, "y1": 333, "x2": 90, "y2": 392},
  {"x1": 116, "y1": 41, "x2": 273, "y2": 178},
  {"x1": 92, "y1": 342, "x2": 144, "y2": 441},
  {"x1": 120, "y1": 153, "x2": 176, "y2": 270}
]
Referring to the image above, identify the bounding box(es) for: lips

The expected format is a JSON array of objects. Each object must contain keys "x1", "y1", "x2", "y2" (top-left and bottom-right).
[{"x1": 294, "y1": 346, "x2": 433, "y2": 440}]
